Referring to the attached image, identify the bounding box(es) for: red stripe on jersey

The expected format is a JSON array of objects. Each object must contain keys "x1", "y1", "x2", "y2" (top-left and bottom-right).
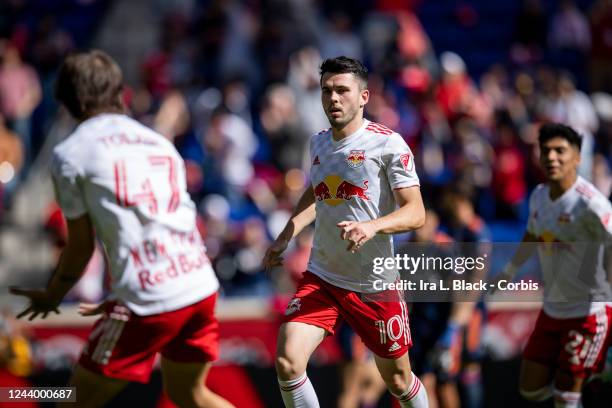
[
  {"x1": 576, "y1": 183, "x2": 595, "y2": 199},
  {"x1": 366, "y1": 122, "x2": 393, "y2": 135}
]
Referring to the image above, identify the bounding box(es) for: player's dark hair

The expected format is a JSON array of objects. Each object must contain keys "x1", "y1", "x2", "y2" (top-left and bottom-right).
[
  {"x1": 320, "y1": 56, "x2": 368, "y2": 88},
  {"x1": 55, "y1": 50, "x2": 125, "y2": 120},
  {"x1": 538, "y1": 123, "x2": 582, "y2": 151}
]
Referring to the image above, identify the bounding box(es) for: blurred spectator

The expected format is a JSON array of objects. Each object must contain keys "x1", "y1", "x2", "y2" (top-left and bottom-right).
[
  {"x1": 214, "y1": 216, "x2": 272, "y2": 296},
  {"x1": 260, "y1": 84, "x2": 309, "y2": 171},
  {"x1": 548, "y1": 0, "x2": 591, "y2": 87},
  {"x1": 512, "y1": 0, "x2": 548, "y2": 63},
  {"x1": 0, "y1": 310, "x2": 33, "y2": 378},
  {"x1": 450, "y1": 118, "x2": 494, "y2": 203},
  {"x1": 592, "y1": 153, "x2": 612, "y2": 197},
  {"x1": 0, "y1": 112, "x2": 23, "y2": 213},
  {"x1": 436, "y1": 52, "x2": 491, "y2": 125},
  {"x1": 0, "y1": 40, "x2": 41, "y2": 169},
  {"x1": 202, "y1": 108, "x2": 257, "y2": 204},
  {"x1": 548, "y1": 0, "x2": 591, "y2": 52},
  {"x1": 287, "y1": 47, "x2": 329, "y2": 136},
  {"x1": 492, "y1": 120, "x2": 527, "y2": 220},
  {"x1": 589, "y1": 0, "x2": 612, "y2": 92},
  {"x1": 153, "y1": 89, "x2": 190, "y2": 141},
  {"x1": 319, "y1": 12, "x2": 363, "y2": 61},
  {"x1": 539, "y1": 72, "x2": 599, "y2": 179}
]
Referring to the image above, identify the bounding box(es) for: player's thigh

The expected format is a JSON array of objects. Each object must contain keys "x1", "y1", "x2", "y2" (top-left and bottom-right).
[
  {"x1": 519, "y1": 359, "x2": 554, "y2": 391},
  {"x1": 59, "y1": 364, "x2": 129, "y2": 408},
  {"x1": 277, "y1": 321, "x2": 326, "y2": 367}
]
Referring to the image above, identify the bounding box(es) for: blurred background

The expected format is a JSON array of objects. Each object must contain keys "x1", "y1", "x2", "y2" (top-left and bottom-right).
[{"x1": 0, "y1": 0, "x2": 611, "y2": 406}]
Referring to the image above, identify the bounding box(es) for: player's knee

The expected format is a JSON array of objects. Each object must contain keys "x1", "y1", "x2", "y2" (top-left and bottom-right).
[
  {"x1": 275, "y1": 355, "x2": 304, "y2": 381},
  {"x1": 519, "y1": 386, "x2": 553, "y2": 402},
  {"x1": 382, "y1": 369, "x2": 412, "y2": 395}
]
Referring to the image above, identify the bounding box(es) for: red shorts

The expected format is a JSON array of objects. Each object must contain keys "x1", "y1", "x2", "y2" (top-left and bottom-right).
[
  {"x1": 79, "y1": 293, "x2": 218, "y2": 383},
  {"x1": 523, "y1": 306, "x2": 612, "y2": 378},
  {"x1": 283, "y1": 271, "x2": 412, "y2": 359}
]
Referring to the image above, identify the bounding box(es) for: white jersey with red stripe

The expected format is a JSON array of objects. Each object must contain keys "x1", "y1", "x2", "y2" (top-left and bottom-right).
[
  {"x1": 527, "y1": 176, "x2": 612, "y2": 318},
  {"x1": 308, "y1": 119, "x2": 420, "y2": 292},
  {"x1": 51, "y1": 113, "x2": 218, "y2": 316}
]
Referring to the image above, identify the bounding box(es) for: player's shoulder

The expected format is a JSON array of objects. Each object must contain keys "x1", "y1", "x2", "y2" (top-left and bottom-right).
[
  {"x1": 310, "y1": 127, "x2": 331, "y2": 145},
  {"x1": 574, "y1": 178, "x2": 611, "y2": 213},
  {"x1": 363, "y1": 121, "x2": 406, "y2": 151},
  {"x1": 530, "y1": 183, "x2": 547, "y2": 200},
  {"x1": 364, "y1": 121, "x2": 394, "y2": 136}
]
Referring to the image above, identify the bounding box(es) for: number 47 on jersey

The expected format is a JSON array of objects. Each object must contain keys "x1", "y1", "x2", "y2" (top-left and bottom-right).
[{"x1": 113, "y1": 155, "x2": 180, "y2": 215}]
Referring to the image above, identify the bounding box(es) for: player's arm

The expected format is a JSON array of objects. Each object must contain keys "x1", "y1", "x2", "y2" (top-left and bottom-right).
[
  {"x1": 338, "y1": 186, "x2": 425, "y2": 252},
  {"x1": 11, "y1": 215, "x2": 95, "y2": 320},
  {"x1": 262, "y1": 185, "x2": 316, "y2": 269},
  {"x1": 373, "y1": 186, "x2": 425, "y2": 233}
]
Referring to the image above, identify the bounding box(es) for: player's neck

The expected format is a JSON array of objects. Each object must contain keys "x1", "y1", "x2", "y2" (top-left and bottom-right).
[
  {"x1": 80, "y1": 107, "x2": 125, "y2": 123},
  {"x1": 548, "y1": 174, "x2": 578, "y2": 200},
  {"x1": 331, "y1": 117, "x2": 365, "y2": 141}
]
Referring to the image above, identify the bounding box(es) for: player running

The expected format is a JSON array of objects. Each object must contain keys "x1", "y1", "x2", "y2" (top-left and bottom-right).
[
  {"x1": 495, "y1": 123, "x2": 612, "y2": 408},
  {"x1": 10, "y1": 50, "x2": 233, "y2": 408},
  {"x1": 263, "y1": 56, "x2": 428, "y2": 408}
]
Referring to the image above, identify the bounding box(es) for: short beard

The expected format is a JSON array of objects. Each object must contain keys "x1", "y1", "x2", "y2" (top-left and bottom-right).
[{"x1": 328, "y1": 110, "x2": 355, "y2": 130}]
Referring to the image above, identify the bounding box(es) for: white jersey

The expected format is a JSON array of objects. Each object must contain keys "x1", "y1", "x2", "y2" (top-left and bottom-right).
[
  {"x1": 308, "y1": 119, "x2": 420, "y2": 292},
  {"x1": 527, "y1": 176, "x2": 612, "y2": 318},
  {"x1": 51, "y1": 113, "x2": 219, "y2": 315}
]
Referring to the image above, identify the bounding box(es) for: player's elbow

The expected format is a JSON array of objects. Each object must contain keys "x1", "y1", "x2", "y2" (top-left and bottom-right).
[{"x1": 409, "y1": 205, "x2": 426, "y2": 230}]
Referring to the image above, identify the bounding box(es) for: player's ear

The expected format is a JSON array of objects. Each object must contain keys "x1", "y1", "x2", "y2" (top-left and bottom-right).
[{"x1": 360, "y1": 88, "x2": 369, "y2": 108}]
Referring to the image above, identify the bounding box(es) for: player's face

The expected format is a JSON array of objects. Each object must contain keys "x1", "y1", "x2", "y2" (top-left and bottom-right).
[
  {"x1": 321, "y1": 72, "x2": 369, "y2": 129},
  {"x1": 539, "y1": 137, "x2": 580, "y2": 182}
]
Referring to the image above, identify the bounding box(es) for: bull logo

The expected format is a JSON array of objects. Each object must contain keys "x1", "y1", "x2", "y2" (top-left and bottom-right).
[
  {"x1": 314, "y1": 174, "x2": 369, "y2": 206},
  {"x1": 285, "y1": 298, "x2": 301, "y2": 316},
  {"x1": 346, "y1": 150, "x2": 366, "y2": 168}
]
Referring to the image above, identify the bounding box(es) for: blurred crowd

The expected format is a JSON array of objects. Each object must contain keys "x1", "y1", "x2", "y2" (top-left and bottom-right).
[{"x1": 0, "y1": 0, "x2": 612, "y2": 301}]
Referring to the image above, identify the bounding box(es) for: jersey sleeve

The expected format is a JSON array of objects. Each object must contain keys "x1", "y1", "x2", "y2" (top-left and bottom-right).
[
  {"x1": 583, "y1": 195, "x2": 612, "y2": 244},
  {"x1": 51, "y1": 149, "x2": 87, "y2": 219},
  {"x1": 382, "y1": 133, "x2": 420, "y2": 189}
]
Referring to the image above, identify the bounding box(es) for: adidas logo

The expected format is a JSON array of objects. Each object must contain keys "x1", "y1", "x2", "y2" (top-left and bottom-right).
[
  {"x1": 312, "y1": 155, "x2": 320, "y2": 165},
  {"x1": 388, "y1": 342, "x2": 401, "y2": 352}
]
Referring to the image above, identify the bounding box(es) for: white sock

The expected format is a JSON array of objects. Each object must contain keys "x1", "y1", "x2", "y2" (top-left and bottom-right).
[
  {"x1": 553, "y1": 389, "x2": 581, "y2": 408},
  {"x1": 278, "y1": 372, "x2": 320, "y2": 408},
  {"x1": 395, "y1": 372, "x2": 429, "y2": 408}
]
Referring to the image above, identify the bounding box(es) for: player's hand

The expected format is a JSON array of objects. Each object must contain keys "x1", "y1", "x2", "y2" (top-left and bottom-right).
[
  {"x1": 78, "y1": 301, "x2": 109, "y2": 316},
  {"x1": 9, "y1": 287, "x2": 60, "y2": 321},
  {"x1": 262, "y1": 238, "x2": 290, "y2": 270},
  {"x1": 337, "y1": 220, "x2": 377, "y2": 253}
]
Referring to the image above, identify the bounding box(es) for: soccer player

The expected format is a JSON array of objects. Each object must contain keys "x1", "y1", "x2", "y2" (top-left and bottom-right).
[
  {"x1": 495, "y1": 123, "x2": 612, "y2": 408},
  {"x1": 263, "y1": 56, "x2": 428, "y2": 408},
  {"x1": 10, "y1": 50, "x2": 233, "y2": 408}
]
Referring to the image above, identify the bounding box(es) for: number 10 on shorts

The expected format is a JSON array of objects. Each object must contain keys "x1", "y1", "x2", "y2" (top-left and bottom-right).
[{"x1": 375, "y1": 316, "x2": 405, "y2": 344}]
